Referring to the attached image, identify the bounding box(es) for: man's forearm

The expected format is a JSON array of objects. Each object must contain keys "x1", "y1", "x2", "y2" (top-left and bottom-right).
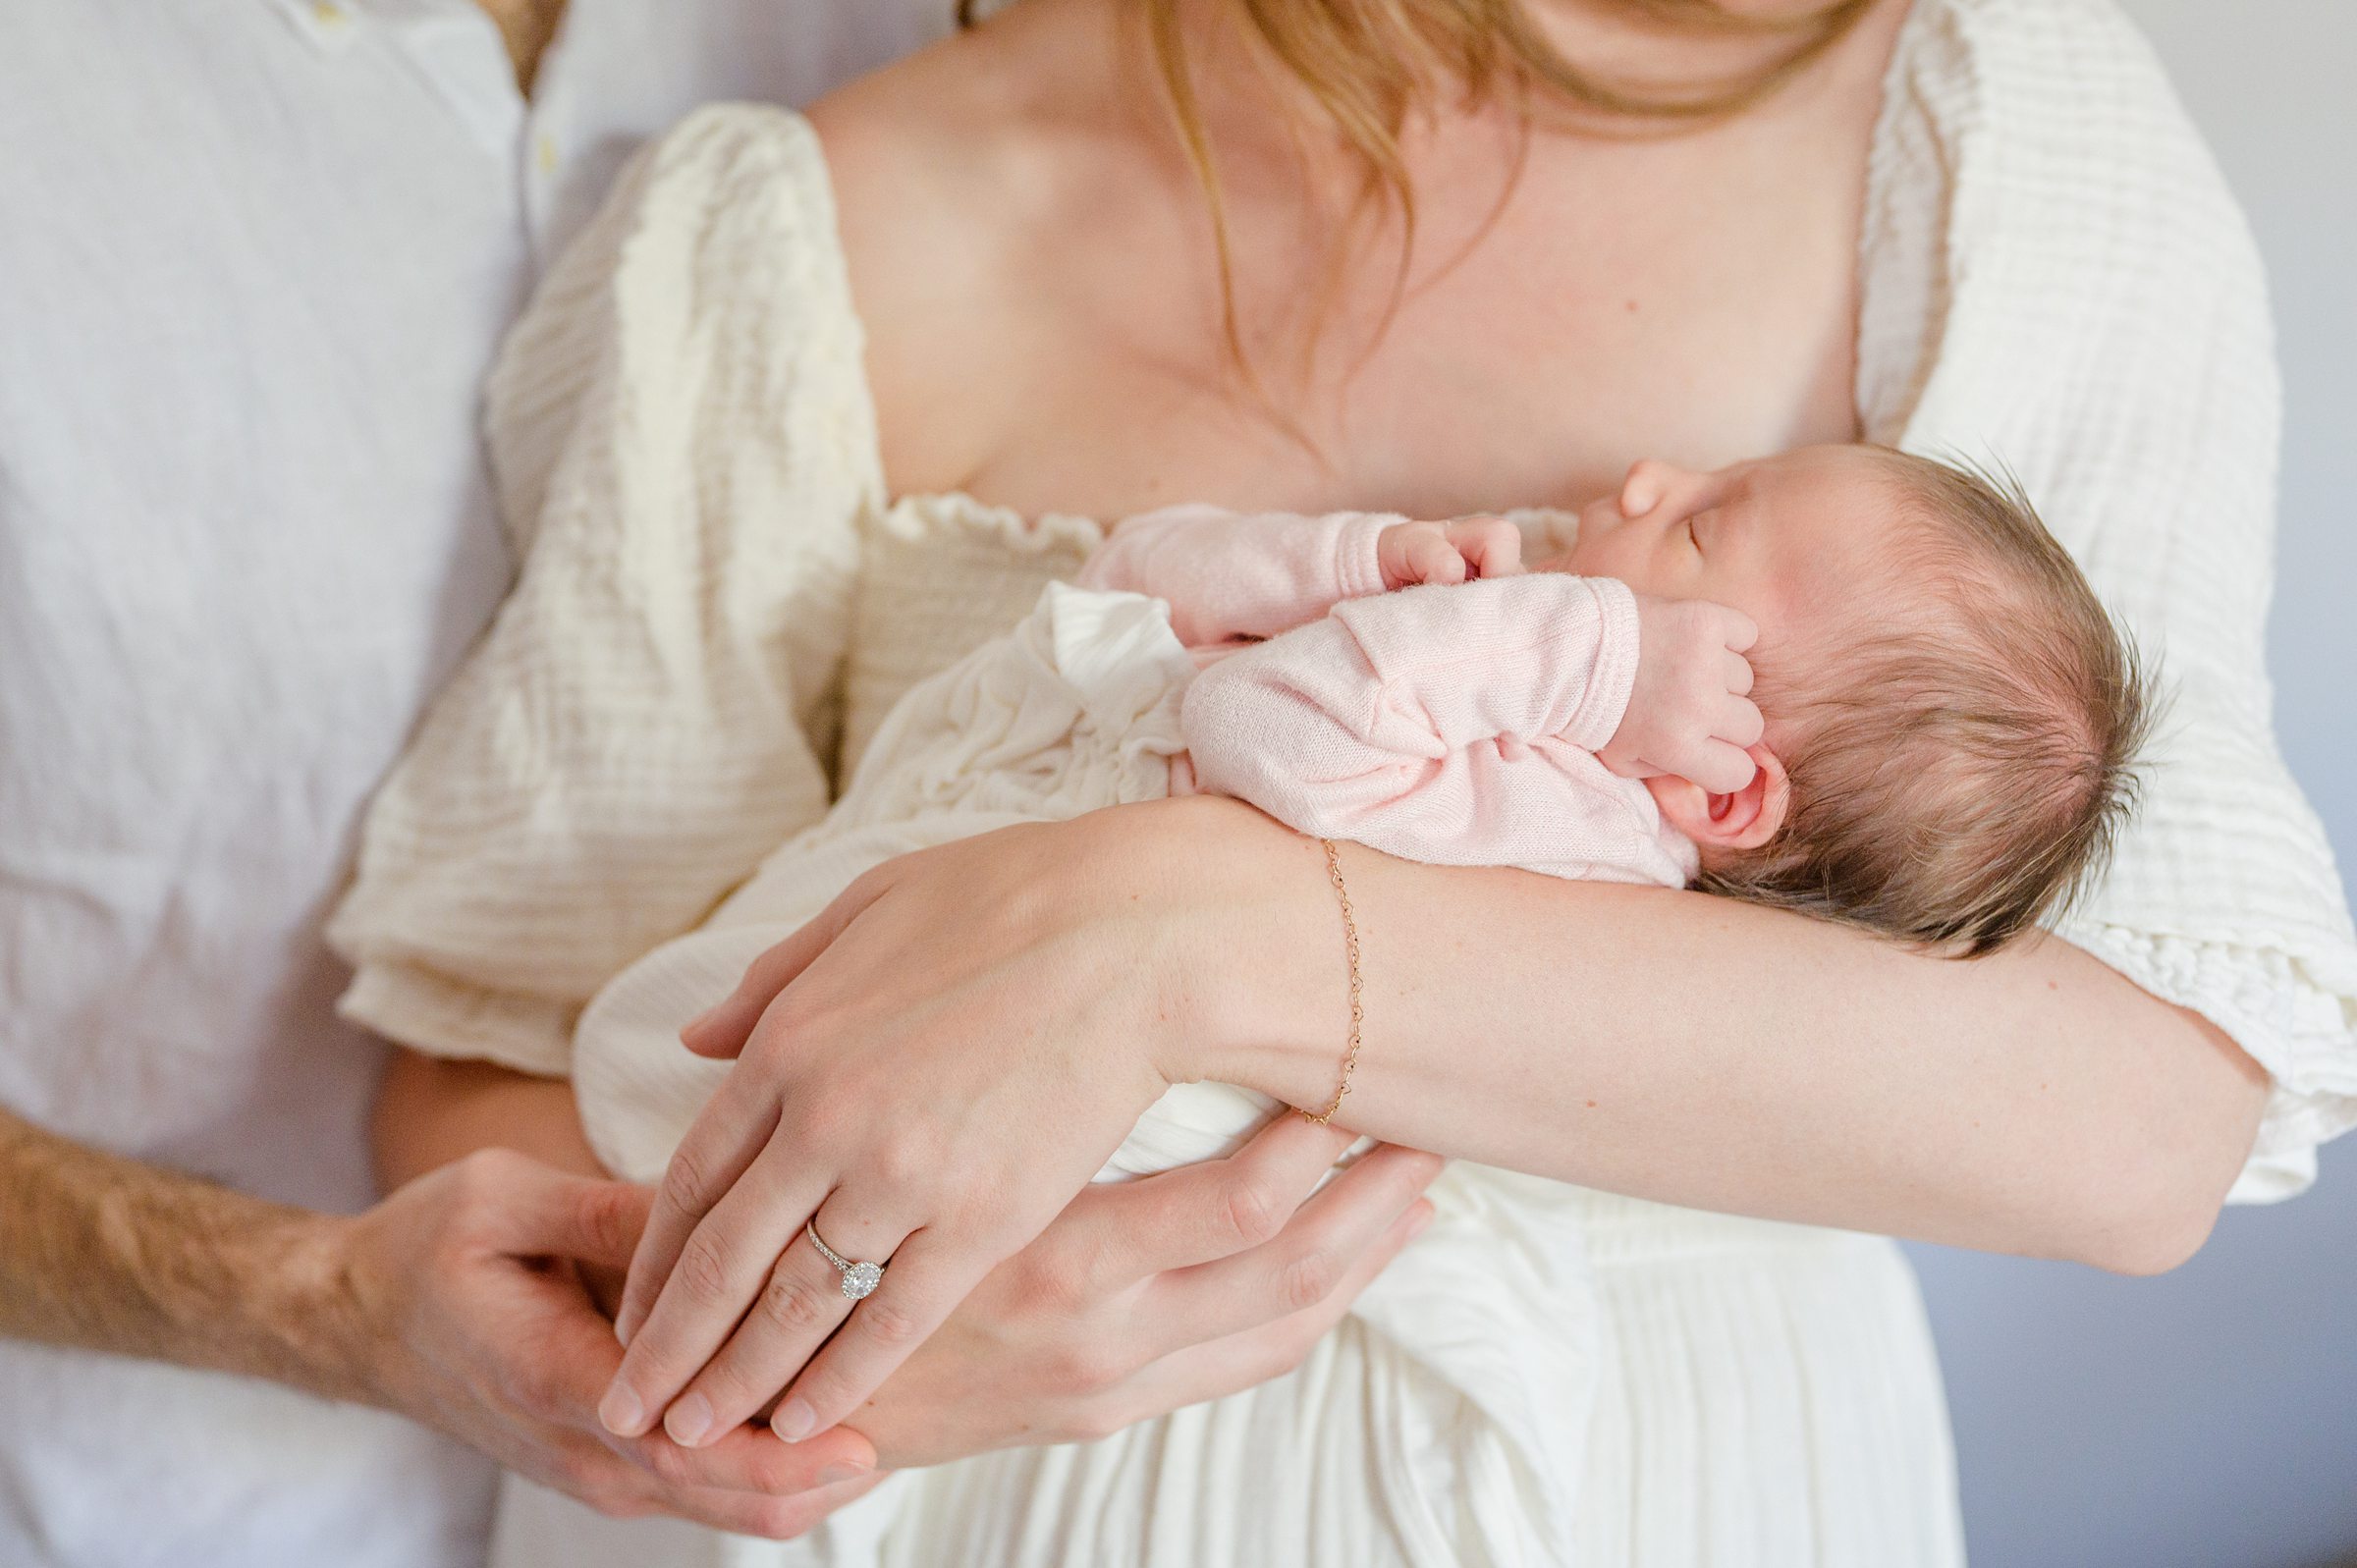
[{"x1": 0, "y1": 1108, "x2": 364, "y2": 1400}]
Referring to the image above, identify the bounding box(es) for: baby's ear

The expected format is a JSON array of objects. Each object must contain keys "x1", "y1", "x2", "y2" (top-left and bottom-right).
[{"x1": 1645, "y1": 744, "x2": 1788, "y2": 853}]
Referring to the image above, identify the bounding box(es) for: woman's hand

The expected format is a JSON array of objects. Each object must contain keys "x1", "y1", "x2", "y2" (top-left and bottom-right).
[
  {"x1": 853, "y1": 1115, "x2": 1442, "y2": 1467},
  {"x1": 598, "y1": 801, "x2": 1339, "y2": 1451}
]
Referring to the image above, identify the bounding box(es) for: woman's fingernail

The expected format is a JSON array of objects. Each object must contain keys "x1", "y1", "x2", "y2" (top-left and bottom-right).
[
  {"x1": 773, "y1": 1397, "x2": 816, "y2": 1441},
  {"x1": 1406, "y1": 1203, "x2": 1437, "y2": 1238},
  {"x1": 665, "y1": 1392, "x2": 713, "y2": 1447},
  {"x1": 681, "y1": 1001, "x2": 721, "y2": 1040},
  {"x1": 598, "y1": 1382, "x2": 644, "y2": 1436},
  {"x1": 816, "y1": 1461, "x2": 870, "y2": 1486}
]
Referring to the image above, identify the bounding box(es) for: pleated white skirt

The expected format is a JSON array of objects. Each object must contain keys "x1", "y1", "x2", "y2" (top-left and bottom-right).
[{"x1": 495, "y1": 1195, "x2": 1962, "y2": 1568}]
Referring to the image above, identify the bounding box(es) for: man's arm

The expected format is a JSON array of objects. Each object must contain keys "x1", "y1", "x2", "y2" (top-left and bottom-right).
[
  {"x1": 0, "y1": 1107, "x2": 361, "y2": 1397},
  {"x1": 0, "y1": 1106, "x2": 883, "y2": 1536}
]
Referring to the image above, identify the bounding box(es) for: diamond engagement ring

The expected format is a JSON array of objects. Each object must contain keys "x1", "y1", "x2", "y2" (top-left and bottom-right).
[{"x1": 806, "y1": 1221, "x2": 886, "y2": 1301}]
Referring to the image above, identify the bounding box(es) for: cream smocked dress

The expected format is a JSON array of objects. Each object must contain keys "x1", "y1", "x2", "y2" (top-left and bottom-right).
[{"x1": 327, "y1": 1, "x2": 2357, "y2": 1563}]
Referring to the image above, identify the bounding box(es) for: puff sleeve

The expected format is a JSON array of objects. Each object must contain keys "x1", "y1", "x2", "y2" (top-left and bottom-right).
[
  {"x1": 325, "y1": 106, "x2": 881, "y2": 1077},
  {"x1": 1862, "y1": 0, "x2": 2357, "y2": 1199}
]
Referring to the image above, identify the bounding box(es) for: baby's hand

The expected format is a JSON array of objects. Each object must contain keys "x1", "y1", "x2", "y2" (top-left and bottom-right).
[
  {"x1": 1377, "y1": 517, "x2": 1524, "y2": 589},
  {"x1": 1599, "y1": 595, "x2": 1763, "y2": 795}
]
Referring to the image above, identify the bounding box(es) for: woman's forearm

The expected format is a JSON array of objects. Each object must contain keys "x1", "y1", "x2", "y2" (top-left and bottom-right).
[
  {"x1": 373, "y1": 1048, "x2": 606, "y2": 1191},
  {"x1": 1177, "y1": 807, "x2": 2269, "y2": 1274}
]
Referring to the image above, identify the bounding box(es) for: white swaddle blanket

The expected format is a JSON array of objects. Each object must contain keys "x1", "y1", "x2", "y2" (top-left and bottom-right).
[{"x1": 569, "y1": 582, "x2": 1600, "y2": 1566}]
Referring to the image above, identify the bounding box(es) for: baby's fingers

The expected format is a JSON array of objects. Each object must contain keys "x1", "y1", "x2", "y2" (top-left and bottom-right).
[
  {"x1": 1683, "y1": 739, "x2": 1759, "y2": 796},
  {"x1": 1724, "y1": 649, "x2": 1754, "y2": 698},
  {"x1": 1446, "y1": 517, "x2": 1524, "y2": 579},
  {"x1": 1711, "y1": 605, "x2": 1760, "y2": 654},
  {"x1": 1403, "y1": 533, "x2": 1468, "y2": 587},
  {"x1": 1717, "y1": 694, "x2": 1765, "y2": 750}
]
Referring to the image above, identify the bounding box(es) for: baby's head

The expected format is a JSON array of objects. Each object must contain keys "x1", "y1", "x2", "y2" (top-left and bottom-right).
[{"x1": 1558, "y1": 443, "x2": 2155, "y2": 955}]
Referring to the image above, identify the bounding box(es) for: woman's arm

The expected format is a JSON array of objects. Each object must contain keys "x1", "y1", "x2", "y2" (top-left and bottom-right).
[
  {"x1": 686, "y1": 797, "x2": 2262, "y2": 1278},
  {"x1": 1185, "y1": 808, "x2": 2268, "y2": 1274},
  {"x1": 374, "y1": 1049, "x2": 607, "y2": 1190},
  {"x1": 604, "y1": 794, "x2": 2265, "y2": 1452}
]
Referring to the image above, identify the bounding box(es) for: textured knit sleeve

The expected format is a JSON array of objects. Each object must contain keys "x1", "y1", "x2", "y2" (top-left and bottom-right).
[
  {"x1": 1077, "y1": 505, "x2": 1395, "y2": 645},
  {"x1": 1861, "y1": 0, "x2": 2357, "y2": 1199},
  {"x1": 1180, "y1": 573, "x2": 1694, "y2": 889},
  {"x1": 324, "y1": 106, "x2": 881, "y2": 1077}
]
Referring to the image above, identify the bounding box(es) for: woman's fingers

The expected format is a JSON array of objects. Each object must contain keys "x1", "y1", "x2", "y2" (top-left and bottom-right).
[
  {"x1": 611, "y1": 1086, "x2": 781, "y2": 1350},
  {"x1": 1080, "y1": 1114, "x2": 1366, "y2": 1283},
  {"x1": 1105, "y1": 1194, "x2": 1437, "y2": 1427},
  {"x1": 620, "y1": 889, "x2": 902, "y2": 1354},
  {"x1": 770, "y1": 1229, "x2": 972, "y2": 1442},
  {"x1": 653, "y1": 1215, "x2": 870, "y2": 1447},
  {"x1": 1140, "y1": 1141, "x2": 1446, "y2": 1353},
  {"x1": 604, "y1": 1148, "x2": 827, "y2": 1436}
]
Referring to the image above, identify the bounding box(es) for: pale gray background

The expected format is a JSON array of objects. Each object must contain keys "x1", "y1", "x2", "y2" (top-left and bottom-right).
[{"x1": 1899, "y1": 2, "x2": 2357, "y2": 1564}]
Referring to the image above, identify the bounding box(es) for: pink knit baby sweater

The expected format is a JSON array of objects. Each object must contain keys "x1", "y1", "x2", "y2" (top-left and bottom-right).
[{"x1": 1078, "y1": 505, "x2": 1699, "y2": 888}]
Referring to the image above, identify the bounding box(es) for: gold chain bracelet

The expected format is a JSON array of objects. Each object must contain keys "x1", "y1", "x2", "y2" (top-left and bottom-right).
[{"x1": 1301, "y1": 838, "x2": 1365, "y2": 1125}]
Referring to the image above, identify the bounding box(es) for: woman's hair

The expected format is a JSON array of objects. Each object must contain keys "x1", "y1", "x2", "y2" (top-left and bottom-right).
[{"x1": 962, "y1": 1, "x2": 1877, "y2": 379}]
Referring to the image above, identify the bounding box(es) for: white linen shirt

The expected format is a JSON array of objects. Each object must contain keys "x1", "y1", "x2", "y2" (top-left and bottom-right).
[{"x1": 0, "y1": 3, "x2": 947, "y2": 1565}]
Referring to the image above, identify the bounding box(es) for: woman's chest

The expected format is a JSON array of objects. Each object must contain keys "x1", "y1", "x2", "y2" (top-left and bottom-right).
[{"x1": 932, "y1": 100, "x2": 1877, "y2": 523}]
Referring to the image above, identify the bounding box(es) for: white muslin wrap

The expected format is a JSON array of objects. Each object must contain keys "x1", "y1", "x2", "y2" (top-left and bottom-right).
[{"x1": 568, "y1": 581, "x2": 1600, "y2": 1567}]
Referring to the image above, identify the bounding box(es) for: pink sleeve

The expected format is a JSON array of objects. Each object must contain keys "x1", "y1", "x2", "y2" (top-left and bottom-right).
[
  {"x1": 1076, "y1": 505, "x2": 1395, "y2": 646},
  {"x1": 1178, "y1": 573, "x2": 1695, "y2": 887}
]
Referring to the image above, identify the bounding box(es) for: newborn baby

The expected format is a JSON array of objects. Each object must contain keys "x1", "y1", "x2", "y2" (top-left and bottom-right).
[
  {"x1": 566, "y1": 441, "x2": 2149, "y2": 1565},
  {"x1": 1161, "y1": 441, "x2": 2150, "y2": 954}
]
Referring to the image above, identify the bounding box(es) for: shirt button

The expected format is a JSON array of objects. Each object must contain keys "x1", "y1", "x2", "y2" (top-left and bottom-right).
[
  {"x1": 310, "y1": 0, "x2": 348, "y2": 27},
  {"x1": 535, "y1": 133, "x2": 560, "y2": 176}
]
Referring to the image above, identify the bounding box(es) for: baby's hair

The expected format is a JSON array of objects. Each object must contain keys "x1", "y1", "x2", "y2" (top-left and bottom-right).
[{"x1": 1698, "y1": 449, "x2": 2158, "y2": 957}]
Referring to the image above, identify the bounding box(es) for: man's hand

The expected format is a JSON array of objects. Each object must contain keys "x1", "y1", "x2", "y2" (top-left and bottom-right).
[
  {"x1": 1597, "y1": 594, "x2": 1762, "y2": 794},
  {"x1": 0, "y1": 1108, "x2": 877, "y2": 1538},
  {"x1": 330, "y1": 1149, "x2": 885, "y2": 1537},
  {"x1": 1376, "y1": 517, "x2": 1524, "y2": 589}
]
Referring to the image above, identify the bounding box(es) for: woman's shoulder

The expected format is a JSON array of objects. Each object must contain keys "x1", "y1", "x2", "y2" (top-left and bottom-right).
[
  {"x1": 615, "y1": 101, "x2": 846, "y2": 281},
  {"x1": 804, "y1": 8, "x2": 1127, "y2": 499},
  {"x1": 483, "y1": 98, "x2": 883, "y2": 554}
]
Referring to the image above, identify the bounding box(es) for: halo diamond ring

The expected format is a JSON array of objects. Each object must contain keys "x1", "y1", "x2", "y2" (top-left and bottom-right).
[{"x1": 805, "y1": 1220, "x2": 886, "y2": 1300}]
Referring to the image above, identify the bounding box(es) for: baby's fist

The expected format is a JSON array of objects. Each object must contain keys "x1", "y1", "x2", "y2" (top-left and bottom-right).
[
  {"x1": 1600, "y1": 595, "x2": 1763, "y2": 796},
  {"x1": 1377, "y1": 517, "x2": 1524, "y2": 590}
]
